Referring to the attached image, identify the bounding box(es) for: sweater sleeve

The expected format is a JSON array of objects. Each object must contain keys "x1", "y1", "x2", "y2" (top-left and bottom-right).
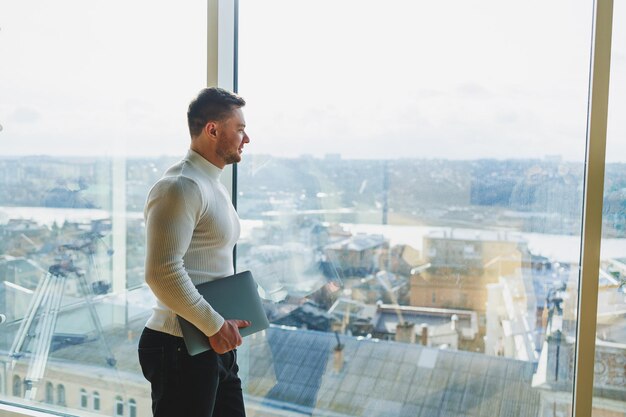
[{"x1": 144, "y1": 176, "x2": 225, "y2": 337}]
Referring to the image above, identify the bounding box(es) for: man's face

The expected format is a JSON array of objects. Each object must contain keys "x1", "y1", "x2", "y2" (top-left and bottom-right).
[{"x1": 215, "y1": 107, "x2": 250, "y2": 166}]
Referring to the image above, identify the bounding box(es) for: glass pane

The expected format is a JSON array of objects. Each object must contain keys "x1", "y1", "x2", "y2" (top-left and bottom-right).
[
  {"x1": 237, "y1": 0, "x2": 595, "y2": 416},
  {"x1": 93, "y1": 391, "x2": 100, "y2": 411},
  {"x1": 0, "y1": 0, "x2": 205, "y2": 414},
  {"x1": 80, "y1": 389, "x2": 88, "y2": 409},
  {"x1": 594, "y1": 1, "x2": 626, "y2": 415}
]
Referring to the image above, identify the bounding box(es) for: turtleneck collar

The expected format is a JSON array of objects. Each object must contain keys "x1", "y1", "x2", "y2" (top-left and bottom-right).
[{"x1": 186, "y1": 149, "x2": 223, "y2": 181}]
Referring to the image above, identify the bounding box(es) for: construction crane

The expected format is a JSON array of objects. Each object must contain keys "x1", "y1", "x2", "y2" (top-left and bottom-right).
[{"x1": 9, "y1": 231, "x2": 116, "y2": 401}]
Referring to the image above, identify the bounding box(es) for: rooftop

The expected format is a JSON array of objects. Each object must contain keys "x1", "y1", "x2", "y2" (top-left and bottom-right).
[
  {"x1": 325, "y1": 234, "x2": 387, "y2": 252},
  {"x1": 243, "y1": 326, "x2": 540, "y2": 417},
  {"x1": 426, "y1": 229, "x2": 527, "y2": 244}
]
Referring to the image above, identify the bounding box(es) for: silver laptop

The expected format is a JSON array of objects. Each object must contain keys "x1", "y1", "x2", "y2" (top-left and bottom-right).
[{"x1": 177, "y1": 270, "x2": 270, "y2": 356}]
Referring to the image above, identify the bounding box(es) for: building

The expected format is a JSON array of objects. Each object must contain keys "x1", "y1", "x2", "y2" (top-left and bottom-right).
[
  {"x1": 485, "y1": 273, "x2": 539, "y2": 361},
  {"x1": 1, "y1": 287, "x2": 624, "y2": 417},
  {"x1": 370, "y1": 304, "x2": 479, "y2": 350},
  {"x1": 379, "y1": 244, "x2": 423, "y2": 277},
  {"x1": 350, "y1": 271, "x2": 408, "y2": 305},
  {"x1": 410, "y1": 229, "x2": 529, "y2": 316},
  {"x1": 324, "y1": 233, "x2": 388, "y2": 278}
]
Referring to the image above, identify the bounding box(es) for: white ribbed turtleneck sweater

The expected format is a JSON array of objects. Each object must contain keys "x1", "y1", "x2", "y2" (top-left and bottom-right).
[{"x1": 143, "y1": 149, "x2": 240, "y2": 338}]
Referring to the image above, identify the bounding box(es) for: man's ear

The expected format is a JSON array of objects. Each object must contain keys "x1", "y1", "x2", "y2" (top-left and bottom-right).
[{"x1": 204, "y1": 121, "x2": 218, "y2": 138}]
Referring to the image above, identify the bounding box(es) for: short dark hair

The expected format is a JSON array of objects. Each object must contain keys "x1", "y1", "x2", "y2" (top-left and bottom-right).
[{"x1": 187, "y1": 87, "x2": 246, "y2": 137}]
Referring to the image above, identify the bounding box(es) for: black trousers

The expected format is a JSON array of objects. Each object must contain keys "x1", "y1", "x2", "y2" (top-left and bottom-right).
[{"x1": 138, "y1": 327, "x2": 246, "y2": 417}]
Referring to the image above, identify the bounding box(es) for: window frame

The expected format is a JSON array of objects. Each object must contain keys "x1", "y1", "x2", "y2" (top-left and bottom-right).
[{"x1": 572, "y1": 0, "x2": 614, "y2": 415}]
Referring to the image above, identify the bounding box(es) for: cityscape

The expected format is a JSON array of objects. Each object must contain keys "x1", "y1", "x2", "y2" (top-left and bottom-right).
[{"x1": 0, "y1": 154, "x2": 625, "y2": 417}]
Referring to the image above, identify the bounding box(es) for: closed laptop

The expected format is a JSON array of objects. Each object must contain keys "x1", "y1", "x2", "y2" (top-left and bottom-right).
[{"x1": 177, "y1": 270, "x2": 270, "y2": 356}]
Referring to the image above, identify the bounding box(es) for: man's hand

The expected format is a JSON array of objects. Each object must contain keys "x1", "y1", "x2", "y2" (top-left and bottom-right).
[{"x1": 208, "y1": 319, "x2": 251, "y2": 354}]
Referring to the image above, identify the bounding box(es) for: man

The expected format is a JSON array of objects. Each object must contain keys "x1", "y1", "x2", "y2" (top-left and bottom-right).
[{"x1": 138, "y1": 87, "x2": 251, "y2": 417}]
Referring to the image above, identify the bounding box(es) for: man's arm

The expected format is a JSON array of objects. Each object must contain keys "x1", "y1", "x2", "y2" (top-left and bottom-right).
[{"x1": 144, "y1": 176, "x2": 225, "y2": 337}]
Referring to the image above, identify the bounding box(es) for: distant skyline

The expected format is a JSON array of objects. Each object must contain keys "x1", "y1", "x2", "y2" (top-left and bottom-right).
[{"x1": 0, "y1": 0, "x2": 624, "y2": 161}]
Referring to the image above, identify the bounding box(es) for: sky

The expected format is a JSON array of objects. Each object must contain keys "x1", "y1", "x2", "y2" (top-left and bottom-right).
[{"x1": 0, "y1": 0, "x2": 625, "y2": 161}]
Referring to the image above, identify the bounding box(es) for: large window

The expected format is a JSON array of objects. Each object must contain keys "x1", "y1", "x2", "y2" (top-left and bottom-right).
[
  {"x1": 236, "y1": 0, "x2": 624, "y2": 416},
  {"x1": 0, "y1": 1, "x2": 622, "y2": 417},
  {"x1": 0, "y1": 0, "x2": 206, "y2": 415}
]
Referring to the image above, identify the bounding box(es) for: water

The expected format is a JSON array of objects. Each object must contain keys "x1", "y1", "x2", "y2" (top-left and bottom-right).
[
  {"x1": 338, "y1": 223, "x2": 625, "y2": 264},
  {"x1": 2, "y1": 206, "x2": 625, "y2": 264},
  {"x1": 0, "y1": 206, "x2": 141, "y2": 226}
]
